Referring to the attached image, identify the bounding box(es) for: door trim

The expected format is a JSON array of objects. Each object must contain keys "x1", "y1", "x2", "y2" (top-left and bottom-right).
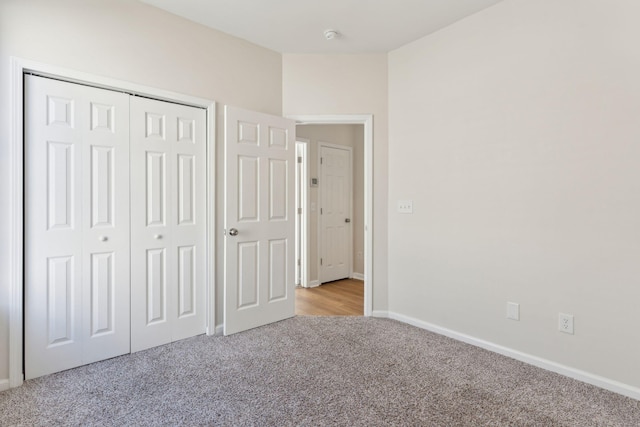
[
  {"x1": 287, "y1": 115, "x2": 373, "y2": 317},
  {"x1": 295, "y1": 138, "x2": 310, "y2": 288},
  {"x1": 9, "y1": 57, "x2": 216, "y2": 389},
  {"x1": 318, "y1": 142, "x2": 353, "y2": 284}
]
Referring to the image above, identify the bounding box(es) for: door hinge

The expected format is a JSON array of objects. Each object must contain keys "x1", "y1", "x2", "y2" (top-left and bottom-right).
[
  {"x1": 320, "y1": 157, "x2": 323, "y2": 164},
  {"x1": 320, "y1": 208, "x2": 323, "y2": 215},
  {"x1": 298, "y1": 207, "x2": 302, "y2": 214},
  {"x1": 297, "y1": 258, "x2": 301, "y2": 266},
  {"x1": 297, "y1": 156, "x2": 302, "y2": 163},
  {"x1": 320, "y1": 258, "x2": 323, "y2": 266}
]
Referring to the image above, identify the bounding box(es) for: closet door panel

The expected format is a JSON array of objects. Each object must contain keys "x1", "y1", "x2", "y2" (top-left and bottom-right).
[
  {"x1": 171, "y1": 104, "x2": 206, "y2": 342},
  {"x1": 131, "y1": 97, "x2": 206, "y2": 352},
  {"x1": 131, "y1": 98, "x2": 173, "y2": 352},
  {"x1": 25, "y1": 75, "x2": 130, "y2": 379},
  {"x1": 82, "y1": 87, "x2": 131, "y2": 364}
]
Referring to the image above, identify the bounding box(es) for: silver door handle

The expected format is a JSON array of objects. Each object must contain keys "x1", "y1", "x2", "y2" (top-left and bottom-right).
[
  {"x1": 345, "y1": 218, "x2": 351, "y2": 223},
  {"x1": 154, "y1": 234, "x2": 163, "y2": 239},
  {"x1": 228, "y1": 228, "x2": 239, "y2": 236},
  {"x1": 99, "y1": 236, "x2": 108, "y2": 242}
]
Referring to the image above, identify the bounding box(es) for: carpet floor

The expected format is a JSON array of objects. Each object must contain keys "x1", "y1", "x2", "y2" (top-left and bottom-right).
[{"x1": 0, "y1": 317, "x2": 639, "y2": 426}]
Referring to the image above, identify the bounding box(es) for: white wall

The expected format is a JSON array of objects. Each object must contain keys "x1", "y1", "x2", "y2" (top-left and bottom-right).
[
  {"x1": 0, "y1": 0, "x2": 282, "y2": 382},
  {"x1": 283, "y1": 54, "x2": 388, "y2": 312},
  {"x1": 388, "y1": 0, "x2": 640, "y2": 390},
  {"x1": 295, "y1": 124, "x2": 365, "y2": 282}
]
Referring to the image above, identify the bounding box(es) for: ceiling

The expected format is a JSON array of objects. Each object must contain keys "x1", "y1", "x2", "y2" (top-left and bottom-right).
[{"x1": 140, "y1": 0, "x2": 504, "y2": 54}]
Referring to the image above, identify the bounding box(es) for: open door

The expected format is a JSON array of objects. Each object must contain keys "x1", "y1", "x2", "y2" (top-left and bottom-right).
[{"x1": 224, "y1": 106, "x2": 296, "y2": 335}]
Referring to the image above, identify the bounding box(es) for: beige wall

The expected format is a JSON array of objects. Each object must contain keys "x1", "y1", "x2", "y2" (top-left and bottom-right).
[
  {"x1": 296, "y1": 124, "x2": 365, "y2": 282},
  {"x1": 283, "y1": 54, "x2": 389, "y2": 312},
  {"x1": 0, "y1": 0, "x2": 282, "y2": 382},
  {"x1": 388, "y1": 0, "x2": 640, "y2": 389}
]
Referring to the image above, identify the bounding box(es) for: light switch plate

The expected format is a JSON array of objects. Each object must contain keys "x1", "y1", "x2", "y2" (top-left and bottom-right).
[
  {"x1": 506, "y1": 302, "x2": 520, "y2": 321},
  {"x1": 397, "y1": 200, "x2": 413, "y2": 214}
]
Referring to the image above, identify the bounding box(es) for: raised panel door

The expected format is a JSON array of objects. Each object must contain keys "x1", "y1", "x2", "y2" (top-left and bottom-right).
[
  {"x1": 25, "y1": 75, "x2": 130, "y2": 379},
  {"x1": 320, "y1": 145, "x2": 352, "y2": 283},
  {"x1": 224, "y1": 106, "x2": 295, "y2": 335},
  {"x1": 82, "y1": 86, "x2": 130, "y2": 365},
  {"x1": 130, "y1": 97, "x2": 206, "y2": 351}
]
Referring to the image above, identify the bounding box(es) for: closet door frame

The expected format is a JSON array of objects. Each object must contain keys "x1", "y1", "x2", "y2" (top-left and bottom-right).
[{"x1": 8, "y1": 57, "x2": 217, "y2": 389}]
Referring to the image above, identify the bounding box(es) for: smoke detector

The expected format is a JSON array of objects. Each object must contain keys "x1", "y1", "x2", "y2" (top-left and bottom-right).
[{"x1": 324, "y1": 29, "x2": 339, "y2": 40}]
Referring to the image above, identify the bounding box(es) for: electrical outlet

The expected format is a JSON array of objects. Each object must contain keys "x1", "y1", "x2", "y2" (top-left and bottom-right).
[
  {"x1": 506, "y1": 302, "x2": 520, "y2": 321},
  {"x1": 397, "y1": 200, "x2": 413, "y2": 214},
  {"x1": 558, "y1": 313, "x2": 574, "y2": 334}
]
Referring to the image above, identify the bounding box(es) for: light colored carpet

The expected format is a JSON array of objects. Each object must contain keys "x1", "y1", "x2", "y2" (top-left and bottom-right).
[{"x1": 1, "y1": 317, "x2": 639, "y2": 426}]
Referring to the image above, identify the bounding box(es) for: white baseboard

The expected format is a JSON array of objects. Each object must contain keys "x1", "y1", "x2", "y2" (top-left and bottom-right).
[
  {"x1": 387, "y1": 311, "x2": 640, "y2": 401},
  {"x1": 308, "y1": 280, "x2": 320, "y2": 288},
  {"x1": 215, "y1": 325, "x2": 224, "y2": 336},
  {"x1": 371, "y1": 310, "x2": 389, "y2": 318},
  {"x1": 0, "y1": 379, "x2": 9, "y2": 392},
  {"x1": 351, "y1": 272, "x2": 365, "y2": 281}
]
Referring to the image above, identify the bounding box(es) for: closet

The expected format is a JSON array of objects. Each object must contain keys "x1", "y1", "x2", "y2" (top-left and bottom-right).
[{"x1": 24, "y1": 75, "x2": 206, "y2": 379}]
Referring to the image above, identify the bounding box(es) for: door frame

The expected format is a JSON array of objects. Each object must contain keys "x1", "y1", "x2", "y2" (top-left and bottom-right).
[
  {"x1": 318, "y1": 142, "x2": 353, "y2": 284},
  {"x1": 8, "y1": 57, "x2": 217, "y2": 389},
  {"x1": 288, "y1": 115, "x2": 373, "y2": 317},
  {"x1": 295, "y1": 138, "x2": 310, "y2": 287}
]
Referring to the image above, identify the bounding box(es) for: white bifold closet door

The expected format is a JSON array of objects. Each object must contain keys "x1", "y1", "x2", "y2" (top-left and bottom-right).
[
  {"x1": 130, "y1": 96, "x2": 206, "y2": 352},
  {"x1": 25, "y1": 75, "x2": 207, "y2": 379},
  {"x1": 25, "y1": 75, "x2": 131, "y2": 379}
]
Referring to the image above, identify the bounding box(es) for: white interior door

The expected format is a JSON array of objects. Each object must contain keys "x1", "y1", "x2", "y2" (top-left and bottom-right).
[
  {"x1": 224, "y1": 106, "x2": 295, "y2": 335},
  {"x1": 25, "y1": 75, "x2": 130, "y2": 379},
  {"x1": 319, "y1": 145, "x2": 352, "y2": 283},
  {"x1": 130, "y1": 97, "x2": 206, "y2": 352}
]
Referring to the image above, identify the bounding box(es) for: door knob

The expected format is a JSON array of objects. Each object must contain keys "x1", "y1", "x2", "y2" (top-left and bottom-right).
[
  {"x1": 228, "y1": 228, "x2": 239, "y2": 236},
  {"x1": 99, "y1": 236, "x2": 108, "y2": 242},
  {"x1": 154, "y1": 234, "x2": 163, "y2": 239},
  {"x1": 345, "y1": 218, "x2": 351, "y2": 223}
]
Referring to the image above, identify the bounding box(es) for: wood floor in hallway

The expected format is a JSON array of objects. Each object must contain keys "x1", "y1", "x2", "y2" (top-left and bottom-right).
[{"x1": 295, "y1": 278, "x2": 364, "y2": 316}]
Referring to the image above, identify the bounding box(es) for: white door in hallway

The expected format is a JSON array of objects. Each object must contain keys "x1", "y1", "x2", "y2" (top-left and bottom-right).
[
  {"x1": 224, "y1": 106, "x2": 295, "y2": 335},
  {"x1": 25, "y1": 75, "x2": 131, "y2": 379},
  {"x1": 130, "y1": 97, "x2": 207, "y2": 352},
  {"x1": 319, "y1": 144, "x2": 352, "y2": 283}
]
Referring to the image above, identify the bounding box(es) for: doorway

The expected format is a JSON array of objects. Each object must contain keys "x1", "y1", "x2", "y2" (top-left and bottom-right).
[{"x1": 293, "y1": 122, "x2": 366, "y2": 315}]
